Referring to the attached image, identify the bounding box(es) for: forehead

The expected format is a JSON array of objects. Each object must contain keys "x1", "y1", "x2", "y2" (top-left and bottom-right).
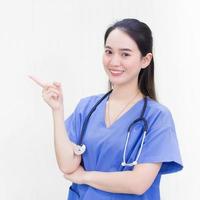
[{"x1": 105, "y1": 28, "x2": 138, "y2": 50}]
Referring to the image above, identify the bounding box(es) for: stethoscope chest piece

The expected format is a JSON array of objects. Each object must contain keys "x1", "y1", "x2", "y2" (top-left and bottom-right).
[{"x1": 73, "y1": 144, "x2": 86, "y2": 155}]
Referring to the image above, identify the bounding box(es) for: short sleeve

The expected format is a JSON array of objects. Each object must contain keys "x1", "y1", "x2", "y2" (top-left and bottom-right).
[
  {"x1": 64, "y1": 99, "x2": 84, "y2": 144},
  {"x1": 137, "y1": 108, "x2": 183, "y2": 174}
]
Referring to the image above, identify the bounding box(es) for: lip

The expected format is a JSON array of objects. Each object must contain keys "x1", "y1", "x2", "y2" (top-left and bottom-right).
[{"x1": 109, "y1": 69, "x2": 125, "y2": 76}]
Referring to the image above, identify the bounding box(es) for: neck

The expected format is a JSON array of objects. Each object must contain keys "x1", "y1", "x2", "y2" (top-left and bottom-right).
[{"x1": 110, "y1": 80, "x2": 143, "y2": 101}]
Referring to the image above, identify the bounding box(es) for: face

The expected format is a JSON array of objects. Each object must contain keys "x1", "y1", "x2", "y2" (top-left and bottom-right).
[{"x1": 103, "y1": 28, "x2": 152, "y2": 88}]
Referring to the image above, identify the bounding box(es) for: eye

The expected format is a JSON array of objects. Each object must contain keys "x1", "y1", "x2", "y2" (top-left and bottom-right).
[
  {"x1": 105, "y1": 49, "x2": 112, "y2": 55},
  {"x1": 122, "y1": 52, "x2": 130, "y2": 57}
]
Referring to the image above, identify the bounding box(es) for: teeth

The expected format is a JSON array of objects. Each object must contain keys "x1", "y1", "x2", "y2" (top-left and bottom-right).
[
  {"x1": 110, "y1": 70, "x2": 124, "y2": 74},
  {"x1": 110, "y1": 69, "x2": 124, "y2": 72}
]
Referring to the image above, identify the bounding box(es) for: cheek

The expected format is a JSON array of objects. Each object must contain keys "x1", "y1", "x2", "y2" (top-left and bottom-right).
[
  {"x1": 125, "y1": 58, "x2": 141, "y2": 69},
  {"x1": 102, "y1": 55, "x2": 109, "y2": 67}
]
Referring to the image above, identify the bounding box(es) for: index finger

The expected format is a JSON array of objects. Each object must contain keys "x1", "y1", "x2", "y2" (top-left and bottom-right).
[{"x1": 28, "y1": 75, "x2": 46, "y2": 88}]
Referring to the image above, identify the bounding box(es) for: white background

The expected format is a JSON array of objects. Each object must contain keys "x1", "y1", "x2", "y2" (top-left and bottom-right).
[{"x1": 0, "y1": 0, "x2": 199, "y2": 199}]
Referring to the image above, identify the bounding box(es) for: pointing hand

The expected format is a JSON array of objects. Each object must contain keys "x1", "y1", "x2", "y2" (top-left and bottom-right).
[{"x1": 28, "y1": 75, "x2": 64, "y2": 111}]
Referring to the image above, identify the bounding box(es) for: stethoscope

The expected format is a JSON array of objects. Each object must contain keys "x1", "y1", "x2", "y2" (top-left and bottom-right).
[{"x1": 73, "y1": 89, "x2": 148, "y2": 167}]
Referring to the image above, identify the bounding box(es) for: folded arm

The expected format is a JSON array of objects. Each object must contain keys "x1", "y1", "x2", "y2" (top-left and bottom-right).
[
  {"x1": 83, "y1": 163, "x2": 162, "y2": 195},
  {"x1": 64, "y1": 163, "x2": 162, "y2": 195}
]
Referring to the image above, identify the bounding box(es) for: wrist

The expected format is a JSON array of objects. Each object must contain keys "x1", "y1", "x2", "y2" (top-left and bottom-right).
[
  {"x1": 52, "y1": 107, "x2": 64, "y2": 119},
  {"x1": 52, "y1": 106, "x2": 64, "y2": 114},
  {"x1": 83, "y1": 171, "x2": 94, "y2": 184}
]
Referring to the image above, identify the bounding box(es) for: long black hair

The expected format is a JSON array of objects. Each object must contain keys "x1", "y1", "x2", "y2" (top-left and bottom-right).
[{"x1": 104, "y1": 18, "x2": 157, "y2": 101}]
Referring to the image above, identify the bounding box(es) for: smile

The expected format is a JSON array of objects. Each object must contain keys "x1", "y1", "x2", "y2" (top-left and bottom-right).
[{"x1": 109, "y1": 69, "x2": 125, "y2": 76}]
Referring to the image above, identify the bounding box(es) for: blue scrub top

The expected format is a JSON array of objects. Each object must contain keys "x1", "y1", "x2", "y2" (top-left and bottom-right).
[{"x1": 64, "y1": 93, "x2": 183, "y2": 200}]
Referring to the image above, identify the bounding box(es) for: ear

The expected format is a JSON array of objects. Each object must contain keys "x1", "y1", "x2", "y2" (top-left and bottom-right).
[{"x1": 141, "y1": 53, "x2": 153, "y2": 69}]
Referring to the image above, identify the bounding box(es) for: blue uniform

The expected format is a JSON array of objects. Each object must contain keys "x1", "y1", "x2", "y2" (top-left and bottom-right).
[{"x1": 64, "y1": 93, "x2": 183, "y2": 200}]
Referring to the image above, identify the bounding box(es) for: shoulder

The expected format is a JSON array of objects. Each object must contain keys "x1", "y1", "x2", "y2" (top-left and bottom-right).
[
  {"x1": 146, "y1": 97, "x2": 171, "y2": 114},
  {"x1": 146, "y1": 96, "x2": 174, "y2": 127},
  {"x1": 79, "y1": 92, "x2": 104, "y2": 106},
  {"x1": 75, "y1": 92, "x2": 105, "y2": 114}
]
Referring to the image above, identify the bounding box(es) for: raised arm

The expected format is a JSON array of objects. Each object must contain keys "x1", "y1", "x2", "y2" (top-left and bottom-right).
[{"x1": 29, "y1": 75, "x2": 81, "y2": 173}]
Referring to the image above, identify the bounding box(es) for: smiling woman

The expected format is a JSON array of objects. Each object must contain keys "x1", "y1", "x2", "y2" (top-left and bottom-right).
[{"x1": 60, "y1": 18, "x2": 184, "y2": 200}]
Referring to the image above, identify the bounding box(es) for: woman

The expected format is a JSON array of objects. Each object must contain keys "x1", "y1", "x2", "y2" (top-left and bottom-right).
[{"x1": 30, "y1": 18, "x2": 183, "y2": 200}]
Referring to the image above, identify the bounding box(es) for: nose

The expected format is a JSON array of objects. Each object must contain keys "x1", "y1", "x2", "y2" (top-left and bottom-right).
[{"x1": 109, "y1": 54, "x2": 121, "y2": 67}]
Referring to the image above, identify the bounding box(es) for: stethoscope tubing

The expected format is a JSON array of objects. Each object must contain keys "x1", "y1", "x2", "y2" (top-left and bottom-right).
[
  {"x1": 125, "y1": 117, "x2": 148, "y2": 162},
  {"x1": 77, "y1": 89, "x2": 148, "y2": 167},
  {"x1": 79, "y1": 89, "x2": 113, "y2": 145}
]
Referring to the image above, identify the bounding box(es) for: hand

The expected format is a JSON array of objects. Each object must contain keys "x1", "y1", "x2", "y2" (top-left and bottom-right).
[
  {"x1": 28, "y1": 75, "x2": 64, "y2": 111},
  {"x1": 63, "y1": 165, "x2": 87, "y2": 184}
]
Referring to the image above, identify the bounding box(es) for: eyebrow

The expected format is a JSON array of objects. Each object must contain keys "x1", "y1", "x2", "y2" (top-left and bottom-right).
[{"x1": 105, "y1": 45, "x2": 133, "y2": 52}]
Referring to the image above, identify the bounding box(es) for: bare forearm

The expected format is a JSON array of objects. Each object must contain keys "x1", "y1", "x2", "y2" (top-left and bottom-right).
[
  {"x1": 84, "y1": 171, "x2": 141, "y2": 195},
  {"x1": 52, "y1": 108, "x2": 81, "y2": 173}
]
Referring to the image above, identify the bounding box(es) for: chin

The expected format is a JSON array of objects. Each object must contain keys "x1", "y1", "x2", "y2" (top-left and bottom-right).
[
  {"x1": 109, "y1": 80, "x2": 127, "y2": 87},
  {"x1": 110, "y1": 78, "x2": 137, "y2": 88}
]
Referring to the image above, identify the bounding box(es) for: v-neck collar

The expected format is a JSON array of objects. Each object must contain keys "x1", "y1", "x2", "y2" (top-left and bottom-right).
[{"x1": 102, "y1": 94, "x2": 146, "y2": 130}]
